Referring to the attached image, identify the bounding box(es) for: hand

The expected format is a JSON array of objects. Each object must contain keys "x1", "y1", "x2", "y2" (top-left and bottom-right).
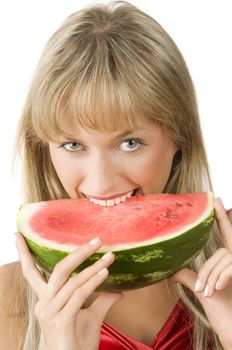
[
  {"x1": 15, "y1": 233, "x2": 123, "y2": 350},
  {"x1": 170, "y1": 198, "x2": 232, "y2": 349}
]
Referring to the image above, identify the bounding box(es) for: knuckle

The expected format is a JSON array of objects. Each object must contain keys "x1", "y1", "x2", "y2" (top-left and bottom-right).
[
  {"x1": 82, "y1": 264, "x2": 94, "y2": 275},
  {"x1": 224, "y1": 254, "x2": 232, "y2": 264},
  {"x1": 53, "y1": 261, "x2": 69, "y2": 275},
  {"x1": 218, "y1": 247, "x2": 229, "y2": 256},
  {"x1": 220, "y1": 269, "x2": 230, "y2": 280},
  {"x1": 73, "y1": 287, "x2": 86, "y2": 302},
  {"x1": 77, "y1": 245, "x2": 91, "y2": 260}
]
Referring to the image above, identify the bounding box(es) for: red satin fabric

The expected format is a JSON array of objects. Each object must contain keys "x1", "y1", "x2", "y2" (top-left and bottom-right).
[{"x1": 99, "y1": 299, "x2": 193, "y2": 350}]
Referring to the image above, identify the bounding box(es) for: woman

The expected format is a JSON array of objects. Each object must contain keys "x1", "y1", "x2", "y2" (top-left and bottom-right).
[{"x1": 1, "y1": 1, "x2": 232, "y2": 349}]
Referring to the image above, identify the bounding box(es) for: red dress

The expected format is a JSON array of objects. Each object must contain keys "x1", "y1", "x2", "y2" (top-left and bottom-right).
[{"x1": 99, "y1": 299, "x2": 193, "y2": 350}]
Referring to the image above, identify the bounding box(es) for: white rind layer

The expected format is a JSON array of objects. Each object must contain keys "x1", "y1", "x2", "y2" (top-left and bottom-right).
[{"x1": 16, "y1": 192, "x2": 214, "y2": 253}]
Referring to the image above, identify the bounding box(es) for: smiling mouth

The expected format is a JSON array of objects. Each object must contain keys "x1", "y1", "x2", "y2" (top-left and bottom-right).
[{"x1": 86, "y1": 188, "x2": 140, "y2": 206}]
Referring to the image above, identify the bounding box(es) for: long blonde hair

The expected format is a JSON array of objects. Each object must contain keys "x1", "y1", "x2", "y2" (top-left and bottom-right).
[{"x1": 14, "y1": 1, "x2": 223, "y2": 349}]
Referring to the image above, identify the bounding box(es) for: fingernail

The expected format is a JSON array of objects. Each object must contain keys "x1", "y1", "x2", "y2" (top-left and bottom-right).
[
  {"x1": 101, "y1": 251, "x2": 113, "y2": 260},
  {"x1": 97, "y1": 267, "x2": 108, "y2": 276},
  {"x1": 89, "y1": 237, "x2": 101, "y2": 246},
  {"x1": 194, "y1": 279, "x2": 202, "y2": 292},
  {"x1": 204, "y1": 284, "x2": 210, "y2": 297},
  {"x1": 215, "y1": 279, "x2": 220, "y2": 290}
]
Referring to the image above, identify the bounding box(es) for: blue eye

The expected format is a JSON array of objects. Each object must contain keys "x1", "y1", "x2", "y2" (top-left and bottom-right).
[
  {"x1": 119, "y1": 139, "x2": 143, "y2": 152},
  {"x1": 60, "y1": 142, "x2": 81, "y2": 152}
]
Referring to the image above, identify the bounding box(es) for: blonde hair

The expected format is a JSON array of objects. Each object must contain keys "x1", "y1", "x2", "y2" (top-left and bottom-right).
[{"x1": 14, "y1": 1, "x2": 223, "y2": 349}]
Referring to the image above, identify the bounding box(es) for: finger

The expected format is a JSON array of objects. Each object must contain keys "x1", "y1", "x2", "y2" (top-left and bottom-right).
[
  {"x1": 16, "y1": 232, "x2": 47, "y2": 298},
  {"x1": 90, "y1": 292, "x2": 123, "y2": 322},
  {"x1": 170, "y1": 268, "x2": 199, "y2": 295},
  {"x1": 215, "y1": 198, "x2": 232, "y2": 250},
  {"x1": 46, "y1": 237, "x2": 102, "y2": 299},
  {"x1": 59, "y1": 267, "x2": 110, "y2": 318},
  {"x1": 215, "y1": 264, "x2": 232, "y2": 291},
  {"x1": 194, "y1": 248, "x2": 229, "y2": 292},
  {"x1": 201, "y1": 253, "x2": 232, "y2": 297},
  {"x1": 170, "y1": 268, "x2": 211, "y2": 305},
  {"x1": 44, "y1": 251, "x2": 115, "y2": 318}
]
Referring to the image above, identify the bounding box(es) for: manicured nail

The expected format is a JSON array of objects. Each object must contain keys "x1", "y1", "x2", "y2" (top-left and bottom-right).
[
  {"x1": 97, "y1": 267, "x2": 108, "y2": 276},
  {"x1": 204, "y1": 284, "x2": 210, "y2": 297},
  {"x1": 194, "y1": 279, "x2": 202, "y2": 292},
  {"x1": 101, "y1": 251, "x2": 113, "y2": 260},
  {"x1": 215, "y1": 279, "x2": 220, "y2": 290},
  {"x1": 89, "y1": 237, "x2": 101, "y2": 246}
]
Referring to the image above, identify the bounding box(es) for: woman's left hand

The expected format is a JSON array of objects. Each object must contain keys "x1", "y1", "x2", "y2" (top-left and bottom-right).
[{"x1": 170, "y1": 198, "x2": 232, "y2": 349}]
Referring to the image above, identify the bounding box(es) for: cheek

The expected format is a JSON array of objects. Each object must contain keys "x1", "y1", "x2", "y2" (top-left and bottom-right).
[
  {"x1": 49, "y1": 145, "x2": 80, "y2": 194},
  {"x1": 130, "y1": 147, "x2": 175, "y2": 192}
]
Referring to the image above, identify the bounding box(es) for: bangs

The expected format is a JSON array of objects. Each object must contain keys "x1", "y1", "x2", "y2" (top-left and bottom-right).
[
  {"x1": 60, "y1": 77, "x2": 148, "y2": 134},
  {"x1": 31, "y1": 74, "x2": 151, "y2": 143}
]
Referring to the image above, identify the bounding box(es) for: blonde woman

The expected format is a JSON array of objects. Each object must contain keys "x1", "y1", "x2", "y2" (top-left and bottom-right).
[{"x1": 1, "y1": 1, "x2": 232, "y2": 349}]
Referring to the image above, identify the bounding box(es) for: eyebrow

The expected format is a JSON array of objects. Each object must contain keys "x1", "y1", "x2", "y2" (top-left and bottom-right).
[
  {"x1": 60, "y1": 128, "x2": 144, "y2": 142},
  {"x1": 112, "y1": 129, "x2": 142, "y2": 140}
]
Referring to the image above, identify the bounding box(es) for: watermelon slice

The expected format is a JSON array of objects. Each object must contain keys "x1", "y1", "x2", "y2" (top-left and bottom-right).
[{"x1": 16, "y1": 192, "x2": 214, "y2": 291}]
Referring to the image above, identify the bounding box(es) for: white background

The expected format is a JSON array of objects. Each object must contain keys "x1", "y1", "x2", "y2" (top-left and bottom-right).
[{"x1": 0, "y1": 0, "x2": 231, "y2": 265}]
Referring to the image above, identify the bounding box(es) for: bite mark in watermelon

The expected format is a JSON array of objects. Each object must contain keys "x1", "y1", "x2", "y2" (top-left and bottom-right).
[{"x1": 16, "y1": 192, "x2": 215, "y2": 291}]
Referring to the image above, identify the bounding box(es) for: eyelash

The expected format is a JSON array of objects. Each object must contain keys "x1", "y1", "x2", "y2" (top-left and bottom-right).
[{"x1": 58, "y1": 138, "x2": 145, "y2": 153}]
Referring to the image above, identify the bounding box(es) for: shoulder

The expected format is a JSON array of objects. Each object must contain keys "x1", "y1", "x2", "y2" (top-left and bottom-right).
[{"x1": 0, "y1": 261, "x2": 27, "y2": 316}]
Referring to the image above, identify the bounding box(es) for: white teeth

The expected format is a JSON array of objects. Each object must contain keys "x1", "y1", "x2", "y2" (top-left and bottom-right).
[
  {"x1": 126, "y1": 192, "x2": 133, "y2": 198},
  {"x1": 89, "y1": 190, "x2": 135, "y2": 206},
  {"x1": 106, "y1": 199, "x2": 115, "y2": 206},
  {"x1": 115, "y1": 197, "x2": 121, "y2": 204},
  {"x1": 121, "y1": 195, "x2": 127, "y2": 202}
]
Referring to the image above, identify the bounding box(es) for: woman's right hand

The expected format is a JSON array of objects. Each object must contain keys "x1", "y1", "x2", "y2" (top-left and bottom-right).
[{"x1": 15, "y1": 233, "x2": 123, "y2": 350}]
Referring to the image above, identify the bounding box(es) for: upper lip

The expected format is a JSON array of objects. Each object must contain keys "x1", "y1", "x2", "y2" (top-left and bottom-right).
[{"x1": 84, "y1": 189, "x2": 137, "y2": 200}]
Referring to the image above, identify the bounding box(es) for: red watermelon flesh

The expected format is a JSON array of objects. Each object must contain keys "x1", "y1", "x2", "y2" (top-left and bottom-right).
[{"x1": 29, "y1": 193, "x2": 208, "y2": 246}]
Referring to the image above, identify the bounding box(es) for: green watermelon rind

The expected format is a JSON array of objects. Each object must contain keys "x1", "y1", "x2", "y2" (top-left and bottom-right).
[{"x1": 23, "y1": 208, "x2": 214, "y2": 291}]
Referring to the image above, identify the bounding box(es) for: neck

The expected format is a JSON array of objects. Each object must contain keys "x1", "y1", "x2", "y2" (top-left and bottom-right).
[
  {"x1": 84, "y1": 279, "x2": 178, "y2": 318},
  {"x1": 106, "y1": 279, "x2": 178, "y2": 316}
]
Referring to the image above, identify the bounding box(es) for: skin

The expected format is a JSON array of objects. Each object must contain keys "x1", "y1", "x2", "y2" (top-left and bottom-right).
[
  {"x1": 48, "y1": 117, "x2": 177, "y2": 198},
  {"x1": 15, "y1": 118, "x2": 232, "y2": 349}
]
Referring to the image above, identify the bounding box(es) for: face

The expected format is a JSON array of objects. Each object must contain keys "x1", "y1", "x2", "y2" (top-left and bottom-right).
[{"x1": 48, "y1": 117, "x2": 177, "y2": 203}]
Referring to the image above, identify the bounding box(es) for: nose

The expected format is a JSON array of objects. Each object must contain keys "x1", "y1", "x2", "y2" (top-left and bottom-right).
[{"x1": 80, "y1": 150, "x2": 121, "y2": 196}]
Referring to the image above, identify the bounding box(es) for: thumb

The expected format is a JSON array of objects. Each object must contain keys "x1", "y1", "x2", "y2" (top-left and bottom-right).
[
  {"x1": 170, "y1": 268, "x2": 201, "y2": 298},
  {"x1": 90, "y1": 292, "x2": 124, "y2": 322}
]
